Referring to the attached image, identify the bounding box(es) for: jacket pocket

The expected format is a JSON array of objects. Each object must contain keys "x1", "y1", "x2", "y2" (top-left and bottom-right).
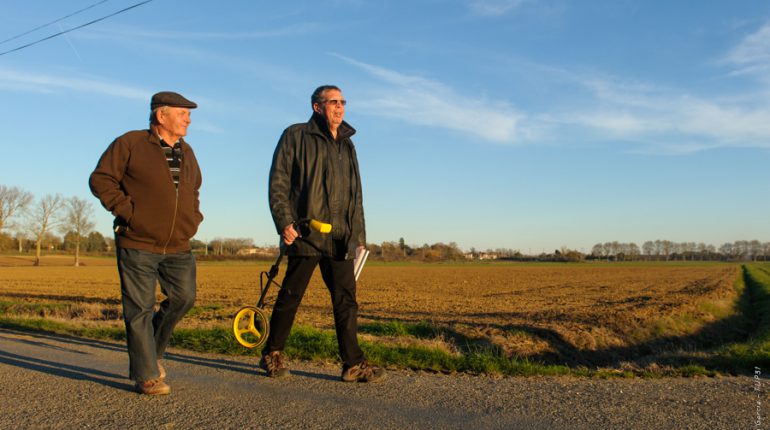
[
  {"x1": 174, "y1": 198, "x2": 202, "y2": 241},
  {"x1": 127, "y1": 204, "x2": 163, "y2": 244},
  {"x1": 175, "y1": 218, "x2": 199, "y2": 241}
]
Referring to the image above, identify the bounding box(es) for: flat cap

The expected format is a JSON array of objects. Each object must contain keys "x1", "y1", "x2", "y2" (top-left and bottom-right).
[{"x1": 150, "y1": 91, "x2": 197, "y2": 110}]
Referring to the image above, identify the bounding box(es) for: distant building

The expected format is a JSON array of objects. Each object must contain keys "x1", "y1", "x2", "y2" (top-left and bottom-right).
[
  {"x1": 464, "y1": 252, "x2": 499, "y2": 260},
  {"x1": 236, "y1": 247, "x2": 275, "y2": 258}
]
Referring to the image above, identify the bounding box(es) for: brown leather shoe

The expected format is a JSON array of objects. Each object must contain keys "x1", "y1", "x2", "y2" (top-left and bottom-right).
[
  {"x1": 259, "y1": 351, "x2": 290, "y2": 378},
  {"x1": 135, "y1": 378, "x2": 171, "y2": 395},
  {"x1": 341, "y1": 360, "x2": 385, "y2": 383}
]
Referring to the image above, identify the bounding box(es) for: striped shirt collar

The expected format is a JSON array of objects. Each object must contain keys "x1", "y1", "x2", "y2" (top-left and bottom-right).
[{"x1": 157, "y1": 133, "x2": 180, "y2": 148}]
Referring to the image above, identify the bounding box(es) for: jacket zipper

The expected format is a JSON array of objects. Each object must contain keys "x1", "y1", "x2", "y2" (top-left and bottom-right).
[
  {"x1": 160, "y1": 142, "x2": 181, "y2": 255},
  {"x1": 162, "y1": 187, "x2": 179, "y2": 255},
  {"x1": 327, "y1": 137, "x2": 340, "y2": 257}
]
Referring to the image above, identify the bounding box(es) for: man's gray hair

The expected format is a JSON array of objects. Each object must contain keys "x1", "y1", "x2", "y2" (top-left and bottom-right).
[
  {"x1": 311, "y1": 85, "x2": 341, "y2": 107},
  {"x1": 149, "y1": 106, "x2": 167, "y2": 125}
]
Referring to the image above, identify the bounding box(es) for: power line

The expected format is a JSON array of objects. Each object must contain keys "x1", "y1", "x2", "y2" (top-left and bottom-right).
[
  {"x1": 0, "y1": 0, "x2": 155, "y2": 57},
  {"x1": 0, "y1": 0, "x2": 112, "y2": 46}
]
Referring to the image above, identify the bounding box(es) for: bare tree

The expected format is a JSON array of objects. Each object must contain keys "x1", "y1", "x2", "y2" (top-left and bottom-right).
[
  {"x1": 59, "y1": 197, "x2": 95, "y2": 266},
  {"x1": 603, "y1": 242, "x2": 612, "y2": 260},
  {"x1": 208, "y1": 237, "x2": 256, "y2": 256},
  {"x1": 642, "y1": 241, "x2": 655, "y2": 260},
  {"x1": 0, "y1": 185, "x2": 33, "y2": 232},
  {"x1": 749, "y1": 240, "x2": 762, "y2": 262},
  {"x1": 28, "y1": 194, "x2": 64, "y2": 266},
  {"x1": 627, "y1": 242, "x2": 640, "y2": 260},
  {"x1": 719, "y1": 243, "x2": 735, "y2": 260},
  {"x1": 661, "y1": 240, "x2": 674, "y2": 261},
  {"x1": 591, "y1": 243, "x2": 604, "y2": 258},
  {"x1": 696, "y1": 242, "x2": 708, "y2": 260}
]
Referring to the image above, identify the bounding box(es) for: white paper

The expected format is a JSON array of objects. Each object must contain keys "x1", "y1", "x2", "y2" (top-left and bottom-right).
[{"x1": 353, "y1": 248, "x2": 369, "y2": 281}]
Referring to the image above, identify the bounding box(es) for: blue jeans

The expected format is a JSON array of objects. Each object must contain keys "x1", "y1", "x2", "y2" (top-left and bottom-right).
[{"x1": 116, "y1": 247, "x2": 196, "y2": 382}]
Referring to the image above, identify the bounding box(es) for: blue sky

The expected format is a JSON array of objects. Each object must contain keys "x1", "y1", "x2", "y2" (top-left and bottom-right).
[{"x1": 1, "y1": 0, "x2": 768, "y2": 253}]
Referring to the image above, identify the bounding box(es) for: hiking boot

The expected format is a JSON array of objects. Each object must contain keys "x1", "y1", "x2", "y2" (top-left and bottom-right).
[
  {"x1": 341, "y1": 360, "x2": 385, "y2": 383},
  {"x1": 259, "y1": 351, "x2": 290, "y2": 378},
  {"x1": 157, "y1": 360, "x2": 166, "y2": 380},
  {"x1": 135, "y1": 378, "x2": 171, "y2": 395}
]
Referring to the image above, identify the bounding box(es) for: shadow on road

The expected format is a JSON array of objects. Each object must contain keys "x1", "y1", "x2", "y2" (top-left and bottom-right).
[
  {"x1": 0, "y1": 328, "x2": 337, "y2": 385},
  {"x1": 164, "y1": 351, "x2": 339, "y2": 381},
  {"x1": 0, "y1": 329, "x2": 125, "y2": 354},
  {"x1": 0, "y1": 349, "x2": 132, "y2": 391}
]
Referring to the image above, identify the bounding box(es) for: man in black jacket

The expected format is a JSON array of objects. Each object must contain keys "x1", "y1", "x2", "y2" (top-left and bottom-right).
[{"x1": 262, "y1": 85, "x2": 384, "y2": 383}]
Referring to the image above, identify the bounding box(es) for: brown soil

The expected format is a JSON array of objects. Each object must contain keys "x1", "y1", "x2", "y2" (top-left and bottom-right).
[{"x1": 0, "y1": 259, "x2": 742, "y2": 367}]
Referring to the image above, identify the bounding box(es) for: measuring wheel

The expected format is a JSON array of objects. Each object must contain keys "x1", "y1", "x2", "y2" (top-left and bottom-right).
[
  {"x1": 232, "y1": 306, "x2": 270, "y2": 349},
  {"x1": 231, "y1": 219, "x2": 331, "y2": 350}
]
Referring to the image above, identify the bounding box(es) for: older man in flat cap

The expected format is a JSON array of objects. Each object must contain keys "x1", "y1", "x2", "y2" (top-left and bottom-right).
[{"x1": 89, "y1": 91, "x2": 203, "y2": 395}]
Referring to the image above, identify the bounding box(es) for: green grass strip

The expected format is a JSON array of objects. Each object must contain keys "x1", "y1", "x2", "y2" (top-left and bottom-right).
[
  {"x1": 0, "y1": 316, "x2": 126, "y2": 341},
  {"x1": 715, "y1": 264, "x2": 770, "y2": 370},
  {"x1": 359, "y1": 320, "x2": 441, "y2": 339},
  {"x1": 0, "y1": 315, "x2": 578, "y2": 376},
  {"x1": 0, "y1": 300, "x2": 72, "y2": 315}
]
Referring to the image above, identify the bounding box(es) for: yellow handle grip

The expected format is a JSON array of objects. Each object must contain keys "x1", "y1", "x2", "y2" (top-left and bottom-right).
[{"x1": 309, "y1": 219, "x2": 332, "y2": 234}]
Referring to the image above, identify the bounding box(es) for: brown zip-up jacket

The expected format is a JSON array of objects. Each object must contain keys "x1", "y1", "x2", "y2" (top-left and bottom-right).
[{"x1": 89, "y1": 129, "x2": 203, "y2": 254}]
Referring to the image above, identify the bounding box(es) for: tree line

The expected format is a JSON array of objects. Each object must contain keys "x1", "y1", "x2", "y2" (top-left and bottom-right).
[
  {"x1": 0, "y1": 185, "x2": 95, "y2": 266},
  {"x1": 589, "y1": 240, "x2": 770, "y2": 262},
  {"x1": 367, "y1": 239, "x2": 466, "y2": 262},
  {"x1": 0, "y1": 184, "x2": 475, "y2": 264},
  {"x1": 3, "y1": 184, "x2": 768, "y2": 264},
  {"x1": 0, "y1": 185, "x2": 275, "y2": 264}
]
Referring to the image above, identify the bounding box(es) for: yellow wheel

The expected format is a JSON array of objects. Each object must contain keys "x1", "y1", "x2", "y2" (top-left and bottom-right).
[{"x1": 232, "y1": 306, "x2": 270, "y2": 349}]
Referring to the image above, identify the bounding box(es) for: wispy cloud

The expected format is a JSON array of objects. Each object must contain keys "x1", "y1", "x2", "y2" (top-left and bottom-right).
[
  {"x1": 486, "y1": 43, "x2": 770, "y2": 153},
  {"x1": 0, "y1": 67, "x2": 148, "y2": 100},
  {"x1": 333, "y1": 53, "x2": 770, "y2": 151},
  {"x1": 333, "y1": 54, "x2": 521, "y2": 143},
  {"x1": 466, "y1": 0, "x2": 528, "y2": 16},
  {"x1": 724, "y1": 22, "x2": 770, "y2": 76},
  {"x1": 564, "y1": 21, "x2": 770, "y2": 151},
  {"x1": 560, "y1": 74, "x2": 770, "y2": 151}
]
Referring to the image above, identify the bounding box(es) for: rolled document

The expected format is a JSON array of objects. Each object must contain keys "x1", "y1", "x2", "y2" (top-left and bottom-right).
[{"x1": 353, "y1": 247, "x2": 369, "y2": 281}]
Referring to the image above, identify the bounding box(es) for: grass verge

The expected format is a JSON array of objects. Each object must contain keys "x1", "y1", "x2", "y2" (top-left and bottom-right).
[
  {"x1": 0, "y1": 314, "x2": 716, "y2": 378},
  {"x1": 0, "y1": 314, "x2": 580, "y2": 376},
  {"x1": 714, "y1": 264, "x2": 770, "y2": 370}
]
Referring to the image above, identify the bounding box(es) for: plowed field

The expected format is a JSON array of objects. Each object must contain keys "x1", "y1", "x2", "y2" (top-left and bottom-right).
[{"x1": 0, "y1": 256, "x2": 743, "y2": 367}]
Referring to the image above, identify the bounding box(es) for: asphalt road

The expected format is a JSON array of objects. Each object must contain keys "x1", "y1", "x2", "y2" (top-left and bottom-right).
[{"x1": 0, "y1": 328, "x2": 763, "y2": 429}]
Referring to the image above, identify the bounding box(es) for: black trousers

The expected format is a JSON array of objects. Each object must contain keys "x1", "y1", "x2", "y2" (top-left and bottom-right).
[{"x1": 263, "y1": 255, "x2": 365, "y2": 367}]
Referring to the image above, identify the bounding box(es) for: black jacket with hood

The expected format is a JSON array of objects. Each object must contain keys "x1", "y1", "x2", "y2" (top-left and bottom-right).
[{"x1": 268, "y1": 113, "x2": 365, "y2": 259}]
